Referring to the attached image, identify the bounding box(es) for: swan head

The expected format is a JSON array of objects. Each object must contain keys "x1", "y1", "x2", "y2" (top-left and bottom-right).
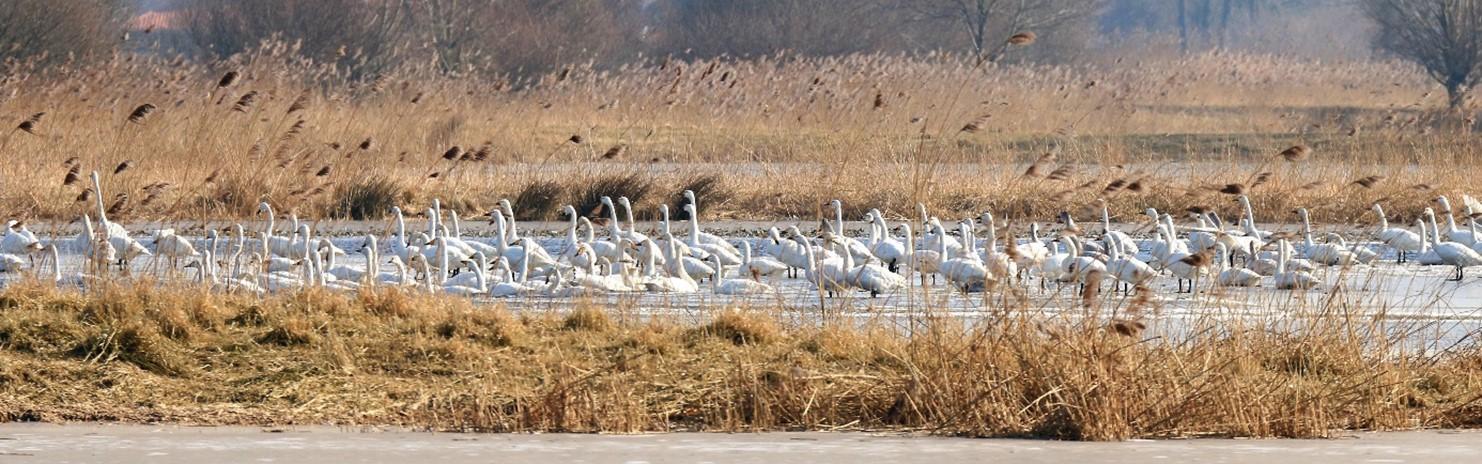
[
  {"x1": 1145, "y1": 208, "x2": 1159, "y2": 219},
  {"x1": 1435, "y1": 196, "x2": 1453, "y2": 211},
  {"x1": 257, "y1": 202, "x2": 272, "y2": 214},
  {"x1": 684, "y1": 190, "x2": 696, "y2": 202},
  {"x1": 619, "y1": 196, "x2": 632, "y2": 207},
  {"x1": 563, "y1": 205, "x2": 577, "y2": 217},
  {"x1": 601, "y1": 196, "x2": 614, "y2": 206},
  {"x1": 499, "y1": 198, "x2": 512, "y2": 212}
]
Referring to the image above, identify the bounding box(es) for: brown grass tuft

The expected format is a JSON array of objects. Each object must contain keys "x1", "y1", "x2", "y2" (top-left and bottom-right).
[{"x1": 513, "y1": 181, "x2": 565, "y2": 221}]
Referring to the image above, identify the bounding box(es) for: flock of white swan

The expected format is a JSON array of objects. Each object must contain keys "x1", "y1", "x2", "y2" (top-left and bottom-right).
[{"x1": 2, "y1": 172, "x2": 1481, "y2": 301}]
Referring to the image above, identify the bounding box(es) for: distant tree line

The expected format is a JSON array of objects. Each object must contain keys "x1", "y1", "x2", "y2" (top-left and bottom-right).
[{"x1": 7, "y1": 0, "x2": 1482, "y2": 108}]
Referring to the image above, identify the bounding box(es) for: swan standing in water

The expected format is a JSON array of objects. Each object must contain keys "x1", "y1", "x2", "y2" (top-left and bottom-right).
[
  {"x1": 864, "y1": 210, "x2": 907, "y2": 273},
  {"x1": 1435, "y1": 196, "x2": 1477, "y2": 246},
  {"x1": 1104, "y1": 233, "x2": 1155, "y2": 294},
  {"x1": 682, "y1": 204, "x2": 740, "y2": 266},
  {"x1": 682, "y1": 190, "x2": 742, "y2": 255},
  {"x1": 826, "y1": 200, "x2": 874, "y2": 262},
  {"x1": 938, "y1": 222, "x2": 989, "y2": 292},
  {"x1": 90, "y1": 172, "x2": 150, "y2": 268},
  {"x1": 1424, "y1": 208, "x2": 1482, "y2": 281},
  {"x1": 1372, "y1": 203, "x2": 1422, "y2": 263},
  {"x1": 258, "y1": 202, "x2": 299, "y2": 258},
  {"x1": 1097, "y1": 199, "x2": 1138, "y2": 256},
  {"x1": 152, "y1": 228, "x2": 199, "y2": 276},
  {"x1": 798, "y1": 234, "x2": 849, "y2": 297}
]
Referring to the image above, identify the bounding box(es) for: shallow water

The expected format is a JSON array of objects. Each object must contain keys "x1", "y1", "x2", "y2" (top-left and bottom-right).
[{"x1": 1, "y1": 423, "x2": 1479, "y2": 464}]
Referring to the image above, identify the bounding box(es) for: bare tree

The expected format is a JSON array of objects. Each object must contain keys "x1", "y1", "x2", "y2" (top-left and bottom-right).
[
  {"x1": 181, "y1": 0, "x2": 413, "y2": 77},
  {"x1": 898, "y1": 0, "x2": 1103, "y2": 61},
  {"x1": 0, "y1": 0, "x2": 128, "y2": 64},
  {"x1": 416, "y1": 0, "x2": 644, "y2": 75},
  {"x1": 656, "y1": 0, "x2": 897, "y2": 58},
  {"x1": 1365, "y1": 0, "x2": 1482, "y2": 108}
]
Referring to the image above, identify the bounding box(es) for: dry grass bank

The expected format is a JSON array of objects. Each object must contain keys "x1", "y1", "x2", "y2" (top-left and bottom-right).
[
  {"x1": 1, "y1": 281, "x2": 1480, "y2": 439},
  {"x1": 0, "y1": 51, "x2": 1475, "y2": 225}
]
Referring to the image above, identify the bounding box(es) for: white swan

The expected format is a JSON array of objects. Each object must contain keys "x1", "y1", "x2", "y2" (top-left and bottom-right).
[
  {"x1": 91, "y1": 172, "x2": 150, "y2": 267},
  {"x1": 578, "y1": 215, "x2": 625, "y2": 268},
  {"x1": 1014, "y1": 223, "x2": 1052, "y2": 274},
  {"x1": 441, "y1": 249, "x2": 487, "y2": 296},
  {"x1": 1425, "y1": 208, "x2": 1482, "y2": 281},
  {"x1": 711, "y1": 253, "x2": 775, "y2": 295},
  {"x1": 152, "y1": 228, "x2": 199, "y2": 273},
  {"x1": 1414, "y1": 217, "x2": 1446, "y2": 266},
  {"x1": 1436, "y1": 196, "x2": 1477, "y2": 246},
  {"x1": 1213, "y1": 243, "x2": 1261, "y2": 287},
  {"x1": 387, "y1": 206, "x2": 411, "y2": 263},
  {"x1": 682, "y1": 204, "x2": 741, "y2": 266},
  {"x1": 1373, "y1": 203, "x2": 1423, "y2": 263},
  {"x1": 976, "y1": 213, "x2": 1018, "y2": 284},
  {"x1": 682, "y1": 190, "x2": 742, "y2": 255},
  {"x1": 1, "y1": 220, "x2": 42, "y2": 264},
  {"x1": 827, "y1": 200, "x2": 874, "y2": 262},
  {"x1": 488, "y1": 257, "x2": 541, "y2": 297},
  {"x1": 1098, "y1": 199, "x2": 1139, "y2": 256},
  {"x1": 798, "y1": 234, "x2": 850, "y2": 297},
  {"x1": 258, "y1": 202, "x2": 299, "y2": 258},
  {"x1": 617, "y1": 196, "x2": 649, "y2": 242},
  {"x1": 598, "y1": 196, "x2": 649, "y2": 245},
  {"x1": 1273, "y1": 238, "x2": 1319, "y2": 290},
  {"x1": 828, "y1": 233, "x2": 904, "y2": 298},
  {"x1": 737, "y1": 241, "x2": 787, "y2": 281},
  {"x1": 864, "y1": 210, "x2": 908, "y2": 273},
  {"x1": 938, "y1": 222, "x2": 990, "y2": 292},
  {"x1": 1236, "y1": 195, "x2": 1273, "y2": 240},
  {"x1": 1104, "y1": 233, "x2": 1155, "y2": 293},
  {"x1": 1295, "y1": 208, "x2": 1358, "y2": 266},
  {"x1": 921, "y1": 217, "x2": 963, "y2": 258},
  {"x1": 765, "y1": 227, "x2": 810, "y2": 278},
  {"x1": 641, "y1": 237, "x2": 699, "y2": 294},
  {"x1": 1164, "y1": 246, "x2": 1210, "y2": 294}
]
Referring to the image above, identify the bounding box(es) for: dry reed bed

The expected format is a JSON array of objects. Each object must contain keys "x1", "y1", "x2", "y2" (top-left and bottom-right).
[
  {"x1": 0, "y1": 49, "x2": 1472, "y2": 224},
  {"x1": 1, "y1": 280, "x2": 1480, "y2": 439}
]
